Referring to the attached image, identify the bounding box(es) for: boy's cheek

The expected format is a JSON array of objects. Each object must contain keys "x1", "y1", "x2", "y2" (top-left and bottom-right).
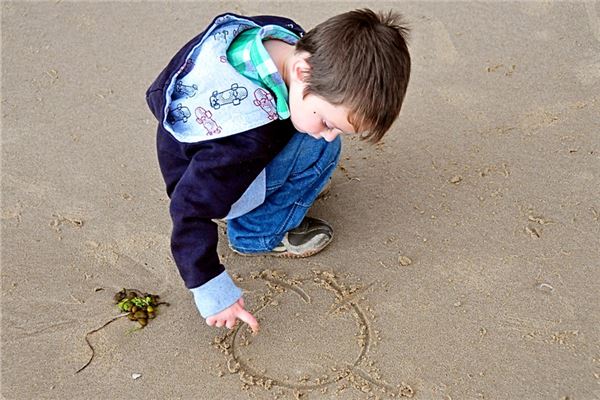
[{"x1": 289, "y1": 115, "x2": 308, "y2": 135}]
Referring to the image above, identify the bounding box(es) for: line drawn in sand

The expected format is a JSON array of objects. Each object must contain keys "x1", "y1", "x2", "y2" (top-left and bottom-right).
[{"x1": 212, "y1": 269, "x2": 414, "y2": 398}]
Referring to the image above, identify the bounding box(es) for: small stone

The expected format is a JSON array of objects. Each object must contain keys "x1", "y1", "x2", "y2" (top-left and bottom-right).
[
  {"x1": 450, "y1": 175, "x2": 463, "y2": 184},
  {"x1": 85, "y1": 240, "x2": 99, "y2": 248},
  {"x1": 132, "y1": 373, "x2": 142, "y2": 380},
  {"x1": 398, "y1": 256, "x2": 412, "y2": 266}
]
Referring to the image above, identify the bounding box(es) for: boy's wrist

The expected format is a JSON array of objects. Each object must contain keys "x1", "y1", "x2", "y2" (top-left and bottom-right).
[{"x1": 190, "y1": 271, "x2": 243, "y2": 318}]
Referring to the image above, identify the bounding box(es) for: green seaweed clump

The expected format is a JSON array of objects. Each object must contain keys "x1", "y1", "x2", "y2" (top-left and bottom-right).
[{"x1": 113, "y1": 288, "x2": 168, "y2": 328}]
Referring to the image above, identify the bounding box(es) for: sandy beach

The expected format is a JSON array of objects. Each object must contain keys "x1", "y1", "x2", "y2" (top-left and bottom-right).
[{"x1": 2, "y1": 1, "x2": 599, "y2": 399}]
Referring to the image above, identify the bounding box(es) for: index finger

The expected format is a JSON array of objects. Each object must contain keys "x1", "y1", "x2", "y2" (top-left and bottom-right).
[{"x1": 236, "y1": 308, "x2": 259, "y2": 334}]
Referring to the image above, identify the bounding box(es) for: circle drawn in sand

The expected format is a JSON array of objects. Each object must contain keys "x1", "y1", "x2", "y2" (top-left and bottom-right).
[{"x1": 212, "y1": 269, "x2": 414, "y2": 398}]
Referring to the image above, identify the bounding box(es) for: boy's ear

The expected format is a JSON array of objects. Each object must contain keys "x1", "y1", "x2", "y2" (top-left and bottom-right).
[{"x1": 291, "y1": 56, "x2": 311, "y2": 83}]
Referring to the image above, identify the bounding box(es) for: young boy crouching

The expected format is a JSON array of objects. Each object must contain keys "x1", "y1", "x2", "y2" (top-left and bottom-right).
[{"x1": 146, "y1": 9, "x2": 411, "y2": 332}]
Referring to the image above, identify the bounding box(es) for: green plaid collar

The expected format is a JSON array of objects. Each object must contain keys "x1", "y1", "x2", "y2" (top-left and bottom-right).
[{"x1": 227, "y1": 25, "x2": 299, "y2": 119}]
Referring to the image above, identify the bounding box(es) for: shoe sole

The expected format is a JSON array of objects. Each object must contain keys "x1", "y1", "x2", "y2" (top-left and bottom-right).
[{"x1": 229, "y1": 231, "x2": 333, "y2": 259}]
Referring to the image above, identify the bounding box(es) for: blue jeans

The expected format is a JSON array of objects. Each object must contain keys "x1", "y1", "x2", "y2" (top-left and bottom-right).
[{"x1": 227, "y1": 132, "x2": 341, "y2": 253}]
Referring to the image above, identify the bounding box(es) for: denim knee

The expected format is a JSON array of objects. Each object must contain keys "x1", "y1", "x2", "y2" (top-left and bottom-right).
[
  {"x1": 289, "y1": 135, "x2": 341, "y2": 178},
  {"x1": 265, "y1": 133, "x2": 341, "y2": 193},
  {"x1": 291, "y1": 136, "x2": 341, "y2": 208},
  {"x1": 315, "y1": 136, "x2": 342, "y2": 174}
]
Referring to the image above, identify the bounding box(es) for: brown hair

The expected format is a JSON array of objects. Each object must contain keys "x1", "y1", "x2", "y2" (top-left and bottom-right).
[{"x1": 295, "y1": 9, "x2": 411, "y2": 143}]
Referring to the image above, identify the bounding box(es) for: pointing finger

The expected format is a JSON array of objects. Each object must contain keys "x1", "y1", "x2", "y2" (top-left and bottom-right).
[{"x1": 237, "y1": 309, "x2": 259, "y2": 334}]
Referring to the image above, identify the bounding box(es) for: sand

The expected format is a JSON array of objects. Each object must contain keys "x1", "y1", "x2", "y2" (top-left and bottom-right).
[{"x1": 2, "y1": 1, "x2": 599, "y2": 399}]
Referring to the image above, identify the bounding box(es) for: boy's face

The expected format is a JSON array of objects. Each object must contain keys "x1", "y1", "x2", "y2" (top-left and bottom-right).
[{"x1": 287, "y1": 56, "x2": 356, "y2": 142}]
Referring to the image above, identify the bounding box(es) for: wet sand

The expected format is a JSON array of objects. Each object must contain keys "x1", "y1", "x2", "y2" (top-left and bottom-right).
[{"x1": 2, "y1": 2, "x2": 599, "y2": 399}]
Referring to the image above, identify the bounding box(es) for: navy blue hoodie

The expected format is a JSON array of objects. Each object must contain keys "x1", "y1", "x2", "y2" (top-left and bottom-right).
[{"x1": 146, "y1": 13, "x2": 305, "y2": 315}]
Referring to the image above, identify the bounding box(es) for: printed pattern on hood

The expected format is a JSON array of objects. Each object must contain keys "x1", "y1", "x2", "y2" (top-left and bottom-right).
[{"x1": 164, "y1": 15, "x2": 291, "y2": 143}]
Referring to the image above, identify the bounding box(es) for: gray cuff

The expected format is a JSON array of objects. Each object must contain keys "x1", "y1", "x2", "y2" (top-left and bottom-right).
[{"x1": 190, "y1": 271, "x2": 243, "y2": 318}]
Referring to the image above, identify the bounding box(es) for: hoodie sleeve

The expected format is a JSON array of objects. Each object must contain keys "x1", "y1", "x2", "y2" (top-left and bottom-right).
[
  {"x1": 161, "y1": 133, "x2": 261, "y2": 315},
  {"x1": 156, "y1": 120, "x2": 293, "y2": 317},
  {"x1": 157, "y1": 131, "x2": 262, "y2": 289},
  {"x1": 166, "y1": 143, "x2": 249, "y2": 288}
]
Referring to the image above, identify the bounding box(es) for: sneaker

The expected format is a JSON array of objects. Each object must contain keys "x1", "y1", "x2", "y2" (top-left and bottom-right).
[{"x1": 230, "y1": 216, "x2": 333, "y2": 258}]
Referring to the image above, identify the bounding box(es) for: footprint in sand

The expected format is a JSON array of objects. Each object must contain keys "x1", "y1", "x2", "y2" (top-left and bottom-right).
[{"x1": 212, "y1": 269, "x2": 414, "y2": 398}]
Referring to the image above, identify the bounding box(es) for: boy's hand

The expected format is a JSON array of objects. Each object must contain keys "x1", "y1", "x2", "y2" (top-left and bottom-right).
[{"x1": 205, "y1": 298, "x2": 259, "y2": 333}]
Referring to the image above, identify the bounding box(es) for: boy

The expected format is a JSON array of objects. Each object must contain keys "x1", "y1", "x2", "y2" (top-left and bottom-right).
[{"x1": 146, "y1": 9, "x2": 411, "y2": 332}]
